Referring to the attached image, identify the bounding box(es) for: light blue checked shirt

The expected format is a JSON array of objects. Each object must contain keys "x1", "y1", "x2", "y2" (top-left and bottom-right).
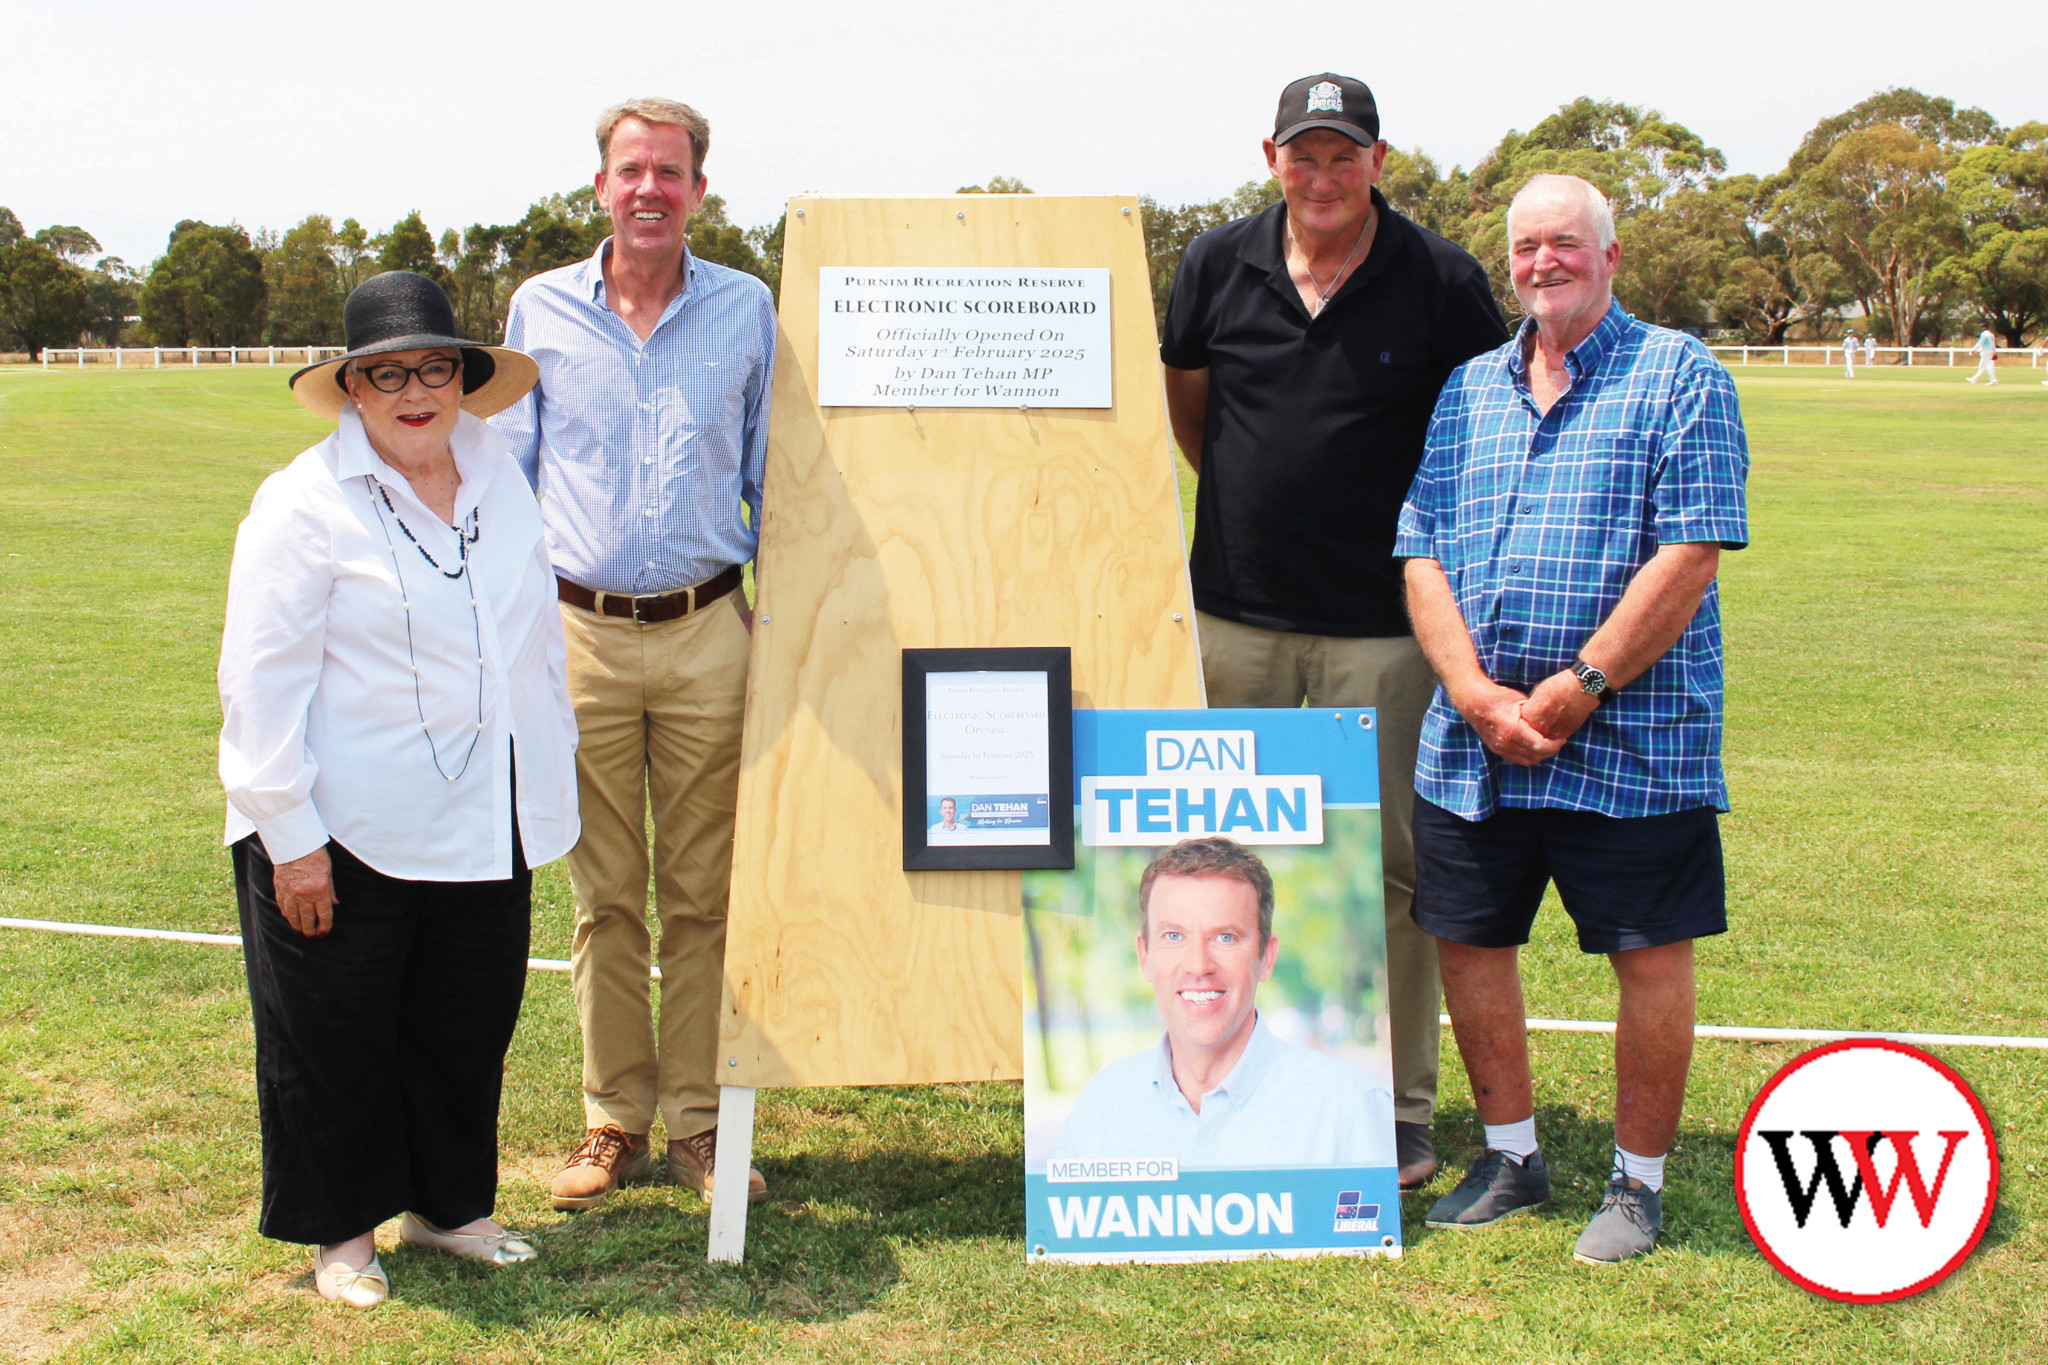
[
  {"x1": 491, "y1": 240, "x2": 777, "y2": 595},
  {"x1": 1395, "y1": 302, "x2": 1749, "y2": 820},
  {"x1": 1053, "y1": 1018, "x2": 1396, "y2": 1170}
]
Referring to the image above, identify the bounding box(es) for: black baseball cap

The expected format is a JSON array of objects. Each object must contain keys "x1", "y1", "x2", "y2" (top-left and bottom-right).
[{"x1": 1273, "y1": 73, "x2": 1380, "y2": 146}]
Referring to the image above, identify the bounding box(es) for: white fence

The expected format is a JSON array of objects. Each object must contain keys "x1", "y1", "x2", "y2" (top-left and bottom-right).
[
  {"x1": 1708, "y1": 344, "x2": 2045, "y2": 368},
  {"x1": 39, "y1": 345, "x2": 348, "y2": 369},
  {"x1": 35, "y1": 343, "x2": 2048, "y2": 371}
]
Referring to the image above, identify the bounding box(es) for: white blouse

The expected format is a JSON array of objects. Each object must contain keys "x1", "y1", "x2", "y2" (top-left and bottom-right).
[{"x1": 218, "y1": 408, "x2": 579, "y2": 880}]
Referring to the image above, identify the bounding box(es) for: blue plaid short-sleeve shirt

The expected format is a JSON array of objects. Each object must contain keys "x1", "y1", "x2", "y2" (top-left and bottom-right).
[{"x1": 1394, "y1": 302, "x2": 1749, "y2": 820}]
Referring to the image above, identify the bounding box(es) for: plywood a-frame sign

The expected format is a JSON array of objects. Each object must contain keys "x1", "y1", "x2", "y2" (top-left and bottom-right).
[{"x1": 720, "y1": 195, "x2": 1202, "y2": 1090}]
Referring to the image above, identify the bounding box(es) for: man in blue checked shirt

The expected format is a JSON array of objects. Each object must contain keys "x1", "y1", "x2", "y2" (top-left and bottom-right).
[
  {"x1": 491, "y1": 97, "x2": 773, "y2": 1213},
  {"x1": 1394, "y1": 174, "x2": 1749, "y2": 1265}
]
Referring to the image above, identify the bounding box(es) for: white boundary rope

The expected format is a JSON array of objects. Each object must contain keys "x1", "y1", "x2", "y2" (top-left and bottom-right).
[
  {"x1": 0, "y1": 915, "x2": 631, "y2": 977},
  {"x1": 9, "y1": 915, "x2": 2042, "y2": 1048},
  {"x1": 1437, "y1": 1013, "x2": 2048, "y2": 1051}
]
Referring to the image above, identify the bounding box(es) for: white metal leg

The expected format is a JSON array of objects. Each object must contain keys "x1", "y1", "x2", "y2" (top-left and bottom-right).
[{"x1": 706, "y1": 1085, "x2": 757, "y2": 1263}]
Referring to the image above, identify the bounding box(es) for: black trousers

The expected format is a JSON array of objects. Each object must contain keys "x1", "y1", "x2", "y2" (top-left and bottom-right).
[{"x1": 233, "y1": 831, "x2": 531, "y2": 1246}]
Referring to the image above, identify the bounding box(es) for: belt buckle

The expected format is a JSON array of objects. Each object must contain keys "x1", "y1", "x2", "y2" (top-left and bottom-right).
[{"x1": 631, "y1": 586, "x2": 695, "y2": 623}]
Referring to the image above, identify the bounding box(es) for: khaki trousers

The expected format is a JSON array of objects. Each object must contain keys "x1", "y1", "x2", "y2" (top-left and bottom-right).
[
  {"x1": 1198, "y1": 611, "x2": 1443, "y2": 1126},
  {"x1": 560, "y1": 595, "x2": 750, "y2": 1140}
]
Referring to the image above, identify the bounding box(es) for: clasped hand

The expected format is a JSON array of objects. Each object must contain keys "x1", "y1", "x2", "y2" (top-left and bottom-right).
[{"x1": 1458, "y1": 670, "x2": 1599, "y2": 767}]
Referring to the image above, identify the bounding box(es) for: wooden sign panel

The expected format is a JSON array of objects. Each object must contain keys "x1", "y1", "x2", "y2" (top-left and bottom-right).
[{"x1": 720, "y1": 195, "x2": 1203, "y2": 1088}]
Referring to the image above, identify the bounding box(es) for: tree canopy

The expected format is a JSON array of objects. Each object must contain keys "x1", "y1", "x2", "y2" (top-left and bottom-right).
[
  {"x1": 374, "y1": 210, "x2": 443, "y2": 281},
  {"x1": 1787, "y1": 123, "x2": 1965, "y2": 345},
  {"x1": 958, "y1": 176, "x2": 1033, "y2": 194},
  {"x1": 9, "y1": 88, "x2": 2046, "y2": 356},
  {"x1": 1136, "y1": 87, "x2": 2037, "y2": 345},
  {"x1": 33, "y1": 225, "x2": 102, "y2": 264},
  {"x1": 1788, "y1": 88, "x2": 2001, "y2": 175},
  {"x1": 137, "y1": 221, "x2": 266, "y2": 347},
  {"x1": 0, "y1": 239, "x2": 93, "y2": 358},
  {"x1": 262, "y1": 216, "x2": 344, "y2": 346}
]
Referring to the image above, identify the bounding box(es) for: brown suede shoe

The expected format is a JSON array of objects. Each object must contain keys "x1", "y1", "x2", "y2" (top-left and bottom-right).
[
  {"x1": 550, "y1": 1125, "x2": 653, "y2": 1211},
  {"x1": 667, "y1": 1130, "x2": 768, "y2": 1205}
]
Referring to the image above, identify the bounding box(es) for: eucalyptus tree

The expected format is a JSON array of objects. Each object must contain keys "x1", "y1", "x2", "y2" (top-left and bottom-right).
[
  {"x1": 139, "y1": 220, "x2": 266, "y2": 346},
  {"x1": 1701, "y1": 174, "x2": 1843, "y2": 344},
  {"x1": 262, "y1": 215, "x2": 344, "y2": 345},
  {"x1": 374, "y1": 211, "x2": 444, "y2": 282},
  {"x1": 32, "y1": 225, "x2": 101, "y2": 264},
  {"x1": 0, "y1": 237, "x2": 92, "y2": 356},
  {"x1": 1456, "y1": 98, "x2": 1727, "y2": 323},
  {"x1": 1936, "y1": 123, "x2": 2048, "y2": 344},
  {"x1": 1787, "y1": 124, "x2": 1967, "y2": 345},
  {"x1": 83, "y1": 257, "x2": 140, "y2": 345}
]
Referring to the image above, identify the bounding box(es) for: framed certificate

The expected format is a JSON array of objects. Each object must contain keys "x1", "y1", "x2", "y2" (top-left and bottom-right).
[{"x1": 902, "y1": 647, "x2": 1074, "y2": 871}]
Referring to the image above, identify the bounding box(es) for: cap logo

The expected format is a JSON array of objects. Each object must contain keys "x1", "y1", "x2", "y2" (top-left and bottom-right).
[{"x1": 1306, "y1": 81, "x2": 1344, "y2": 114}]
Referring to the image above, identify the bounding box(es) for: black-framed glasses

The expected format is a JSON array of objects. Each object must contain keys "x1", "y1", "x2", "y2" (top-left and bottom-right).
[{"x1": 359, "y1": 356, "x2": 462, "y2": 393}]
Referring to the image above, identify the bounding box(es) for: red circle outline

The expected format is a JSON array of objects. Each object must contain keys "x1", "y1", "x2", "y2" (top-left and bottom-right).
[{"x1": 1734, "y1": 1038, "x2": 2001, "y2": 1303}]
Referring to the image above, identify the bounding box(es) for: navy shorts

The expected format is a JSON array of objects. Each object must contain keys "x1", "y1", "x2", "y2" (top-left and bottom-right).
[{"x1": 1411, "y1": 796, "x2": 1728, "y2": 954}]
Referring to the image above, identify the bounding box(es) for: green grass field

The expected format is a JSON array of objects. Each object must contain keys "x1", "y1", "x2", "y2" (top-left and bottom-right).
[{"x1": 1, "y1": 364, "x2": 2045, "y2": 1363}]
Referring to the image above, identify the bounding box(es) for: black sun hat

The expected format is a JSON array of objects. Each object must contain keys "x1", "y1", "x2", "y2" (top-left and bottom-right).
[{"x1": 287, "y1": 271, "x2": 537, "y2": 419}]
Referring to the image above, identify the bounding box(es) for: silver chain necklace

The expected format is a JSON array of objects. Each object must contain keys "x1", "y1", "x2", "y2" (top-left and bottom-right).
[
  {"x1": 1289, "y1": 209, "x2": 1374, "y2": 316},
  {"x1": 364, "y1": 475, "x2": 486, "y2": 783}
]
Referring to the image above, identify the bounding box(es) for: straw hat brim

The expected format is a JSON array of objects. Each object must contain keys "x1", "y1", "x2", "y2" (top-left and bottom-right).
[{"x1": 288, "y1": 341, "x2": 538, "y2": 420}]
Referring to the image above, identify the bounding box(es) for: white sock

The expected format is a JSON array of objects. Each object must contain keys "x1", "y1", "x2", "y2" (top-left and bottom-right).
[
  {"x1": 1483, "y1": 1116, "x2": 1538, "y2": 1162},
  {"x1": 1616, "y1": 1145, "x2": 1666, "y2": 1192}
]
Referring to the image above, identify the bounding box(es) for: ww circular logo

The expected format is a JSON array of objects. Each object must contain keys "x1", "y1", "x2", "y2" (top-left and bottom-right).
[{"x1": 1736, "y1": 1039, "x2": 1999, "y2": 1303}]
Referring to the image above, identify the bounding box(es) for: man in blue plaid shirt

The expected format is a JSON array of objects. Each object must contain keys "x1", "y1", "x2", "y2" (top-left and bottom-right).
[{"x1": 1393, "y1": 174, "x2": 1749, "y2": 1264}]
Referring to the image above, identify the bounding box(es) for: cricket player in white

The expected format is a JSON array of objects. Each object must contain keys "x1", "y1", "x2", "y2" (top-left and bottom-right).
[
  {"x1": 1842, "y1": 333, "x2": 1859, "y2": 377},
  {"x1": 1966, "y1": 328, "x2": 1998, "y2": 384}
]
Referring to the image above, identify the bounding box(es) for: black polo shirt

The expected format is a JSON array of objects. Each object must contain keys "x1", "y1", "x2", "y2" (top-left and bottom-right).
[{"x1": 1160, "y1": 190, "x2": 1507, "y2": 637}]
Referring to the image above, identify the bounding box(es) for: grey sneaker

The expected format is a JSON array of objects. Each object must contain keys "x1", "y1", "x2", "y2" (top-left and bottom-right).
[
  {"x1": 1424, "y1": 1148, "x2": 1551, "y2": 1228},
  {"x1": 1573, "y1": 1175, "x2": 1662, "y2": 1264}
]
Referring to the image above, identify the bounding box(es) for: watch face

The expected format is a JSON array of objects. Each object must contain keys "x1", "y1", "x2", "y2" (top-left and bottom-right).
[{"x1": 1575, "y1": 663, "x2": 1607, "y2": 695}]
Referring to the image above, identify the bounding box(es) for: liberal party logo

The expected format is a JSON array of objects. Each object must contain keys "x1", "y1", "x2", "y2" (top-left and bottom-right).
[
  {"x1": 1332, "y1": 1192, "x2": 1379, "y2": 1234},
  {"x1": 1306, "y1": 81, "x2": 1344, "y2": 114},
  {"x1": 1736, "y1": 1040, "x2": 1999, "y2": 1303}
]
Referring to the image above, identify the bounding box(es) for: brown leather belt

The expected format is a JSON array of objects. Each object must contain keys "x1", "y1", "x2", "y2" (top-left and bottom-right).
[{"x1": 556, "y1": 567, "x2": 743, "y2": 623}]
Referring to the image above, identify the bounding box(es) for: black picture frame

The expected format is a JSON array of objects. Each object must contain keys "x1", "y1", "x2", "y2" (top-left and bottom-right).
[{"x1": 902, "y1": 647, "x2": 1075, "y2": 871}]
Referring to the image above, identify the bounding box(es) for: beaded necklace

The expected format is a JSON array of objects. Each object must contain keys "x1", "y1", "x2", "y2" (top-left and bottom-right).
[{"x1": 364, "y1": 474, "x2": 486, "y2": 783}]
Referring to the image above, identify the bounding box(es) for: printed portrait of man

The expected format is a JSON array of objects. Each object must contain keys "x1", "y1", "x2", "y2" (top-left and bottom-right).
[
  {"x1": 1053, "y1": 837, "x2": 1395, "y2": 1170},
  {"x1": 928, "y1": 796, "x2": 973, "y2": 844}
]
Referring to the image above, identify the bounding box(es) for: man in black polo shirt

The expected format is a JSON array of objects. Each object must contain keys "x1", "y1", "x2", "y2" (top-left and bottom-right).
[{"x1": 1159, "y1": 72, "x2": 1507, "y2": 1191}]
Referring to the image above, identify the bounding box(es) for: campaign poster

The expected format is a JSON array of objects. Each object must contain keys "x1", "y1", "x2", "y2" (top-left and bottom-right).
[{"x1": 1023, "y1": 708, "x2": 1401, "y2": 1264}]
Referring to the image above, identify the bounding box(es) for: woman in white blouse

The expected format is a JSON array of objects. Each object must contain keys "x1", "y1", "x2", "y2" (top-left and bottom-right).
[{"x1": 218, "y1": 271, "x2": 578, "y2": 1308}]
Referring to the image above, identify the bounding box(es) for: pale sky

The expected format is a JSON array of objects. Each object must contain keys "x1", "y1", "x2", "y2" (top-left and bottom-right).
[{"x1": 5, "y1": 0, "x2": 2045, "y2": 270}]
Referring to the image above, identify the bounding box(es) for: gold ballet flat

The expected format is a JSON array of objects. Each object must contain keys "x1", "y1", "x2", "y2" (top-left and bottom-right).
[
  {"x1": 398, "y1": 1211, "x2": 536, "y2": 1265},
  {"x1": 313, "y1": 1247, "x2": 388, "y2": 1308}
]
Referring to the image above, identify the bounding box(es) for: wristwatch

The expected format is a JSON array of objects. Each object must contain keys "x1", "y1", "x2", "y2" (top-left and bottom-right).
[{"x1": 1570, "y1": 656, "x2": 1610, "y2": 698}]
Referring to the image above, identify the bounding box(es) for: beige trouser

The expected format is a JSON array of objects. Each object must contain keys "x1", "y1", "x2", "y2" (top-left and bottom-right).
[
  {"x1": 1198, "y1": 611, "x2": 1443, "y2": 1126},
  {"x1": 561, "y1": 594, "x2": 750, "y2": 1141}
]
